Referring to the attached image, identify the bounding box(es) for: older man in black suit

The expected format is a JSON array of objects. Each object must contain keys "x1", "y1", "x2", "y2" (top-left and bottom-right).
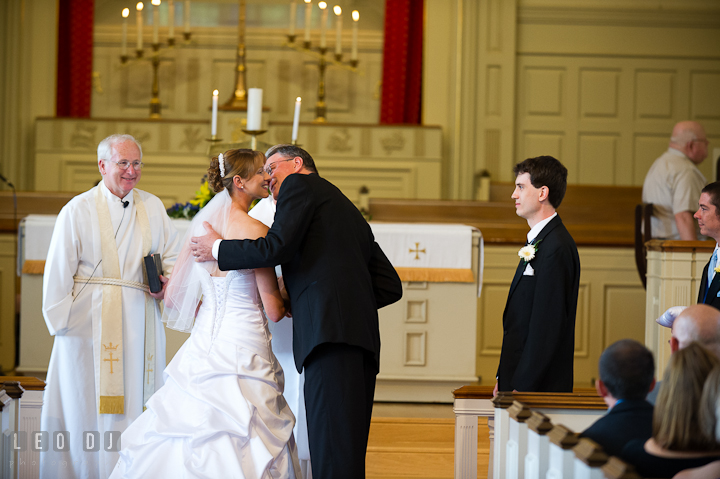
[
  {"x1": 581, "y1": 339, "x2": 655, "y2": 457},
  {"x1": 695, "y1": 182, "x2": 720, "y2": 309},
  {"x1": 190, "y1": 145, "x2": 403, "y2": 478},
  {"x1": 494, "y1": 155, "x2": 581, "y2": 395}
]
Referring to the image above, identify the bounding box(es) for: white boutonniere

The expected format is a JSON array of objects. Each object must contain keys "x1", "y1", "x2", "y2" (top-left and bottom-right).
[{"x1": 518, "y1": 239, "x2": 542, "y2": 263}]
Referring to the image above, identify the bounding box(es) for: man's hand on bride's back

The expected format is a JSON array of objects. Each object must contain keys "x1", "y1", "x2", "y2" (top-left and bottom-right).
[{"x1": 190, "y1": 222, "x2": 222, "y2": 262}]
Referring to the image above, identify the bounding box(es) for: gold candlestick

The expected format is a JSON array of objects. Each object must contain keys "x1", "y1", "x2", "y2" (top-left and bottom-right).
[
  {"x1": 241, "y1": 129, "x2": 268, "y2": 150},
  {"x1": 223, "y1": 0, "x2": 249, "y2": 109},
  {"x1": 314, "y1": 48, "x2": 327, "y2": 123}
]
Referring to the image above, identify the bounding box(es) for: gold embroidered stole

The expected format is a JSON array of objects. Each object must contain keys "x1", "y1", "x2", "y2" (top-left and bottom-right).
[{"x1": 94, "y1": 188, "x2": 154, "y2": 414}]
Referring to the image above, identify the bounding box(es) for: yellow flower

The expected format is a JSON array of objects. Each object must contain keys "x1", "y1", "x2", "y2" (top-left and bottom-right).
[
  {"x1": 189, "y1": 181, "x2": 214, "y2": 208},
  {"x1": 714, "y1": 265, "x2": 720, "y2": 274}
]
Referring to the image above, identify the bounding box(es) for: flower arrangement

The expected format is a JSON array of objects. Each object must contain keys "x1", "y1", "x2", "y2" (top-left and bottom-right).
[
  {"x1": 518, "y1": 239, "x2": 542, "y2": 263},
  {"x1": 166, "y1": 175, "x2": 215, "y2": 220}
]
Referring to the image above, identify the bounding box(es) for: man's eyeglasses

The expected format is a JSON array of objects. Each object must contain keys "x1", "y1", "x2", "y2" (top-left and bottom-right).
[
  {"x1": 264, "y1": 158, "x2": 295, "y2": 175},
  {"x1": 692, "y1": 138, "x2": 709, "y2": 146},
  {"x1": 106, "y1": 159, "x2": 145, "y2": 170}
]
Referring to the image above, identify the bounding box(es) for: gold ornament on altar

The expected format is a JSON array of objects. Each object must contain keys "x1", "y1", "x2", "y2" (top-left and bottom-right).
[
  {"x1": 284, "y1": 1, "x2": 361, "y2": 122},
  {"x1": 119, "y1": 0, "x2": 194, "y2": 119}
]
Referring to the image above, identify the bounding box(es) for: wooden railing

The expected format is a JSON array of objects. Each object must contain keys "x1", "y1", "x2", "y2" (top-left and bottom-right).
[
  {"x1": 453, "y1": 387, "x2": 647, "y2": 479},
  {"x1": 0, "y1": 376, "x2": 46, "y2": 479}
]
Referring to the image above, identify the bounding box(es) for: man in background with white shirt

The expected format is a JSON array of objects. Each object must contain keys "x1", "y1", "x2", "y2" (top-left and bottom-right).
[
  {"x1": 643, "y1": 121, "x2": 709, "y2": 240},
  {"x1": 494, "y1": 155, "x2": 580, "y2": 395}
]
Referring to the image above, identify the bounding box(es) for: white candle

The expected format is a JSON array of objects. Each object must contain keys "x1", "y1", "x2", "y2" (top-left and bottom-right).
[
  {"x1": 333, "y1": 5, "x2": 342, "y2": 56},
  {"x1": 121, "y1": 8, "x2": 129, "y2": 56},
  {"x1": 351, "y1": 10, "x2": 359, "y2": 61},
  {"x1": 136, "y1": 2, "x2": 144, "y2": 51},
  {"x1": 211, "y1": 90, "x2": 219, "y2": 137},
  {"x1": 303, "y1": 0, "x2": 312, "y2": 43},
  {"x1": 184, "y1": 0, "x2": 190, "y2": 34},
  {"x1": 168, "y1": 0, "x2": 175, "y2": 40},
  {"x1": 247, "y1": 88, "x2": 263, "y2": 131},
  {"x1": 152, "y1": 0, "x2": 160, "y2": 45},
  {"x1": 289, "y1": 0, "x2": 297, "y2": 37},
  {"x1": 292, "y1": 97, "x2": 301, "y2": 142},
  {"x1": 318, "y1": 2, "x2": 328, "y2": 49}
]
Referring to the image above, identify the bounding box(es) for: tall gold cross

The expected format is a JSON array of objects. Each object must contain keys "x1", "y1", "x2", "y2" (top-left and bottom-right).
[
  {"x1": 409, "y1": 242, "x2": 426, "y2": 260},
  {"x1": 104, "y1": 353, "x2": 119, "y2": 374}
]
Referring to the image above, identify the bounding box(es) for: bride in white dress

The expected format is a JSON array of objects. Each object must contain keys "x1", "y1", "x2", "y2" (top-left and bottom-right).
[{"x1": 111, "y1": 149, "x2": 301, "y2": 479}]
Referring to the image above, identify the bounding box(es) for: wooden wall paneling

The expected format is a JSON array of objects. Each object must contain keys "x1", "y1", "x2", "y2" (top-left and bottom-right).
[
  {"x1": 475, "y1": 245, "x2": 643, "y2": 388},
  {"x1": 0, "y1": 234, "x2": 16, "y2": 372}
]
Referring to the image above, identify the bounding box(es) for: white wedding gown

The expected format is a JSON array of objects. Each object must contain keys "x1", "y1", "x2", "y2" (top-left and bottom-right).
[{"x1": 110, "y1": 268, "x2": 300, "y2": 479}]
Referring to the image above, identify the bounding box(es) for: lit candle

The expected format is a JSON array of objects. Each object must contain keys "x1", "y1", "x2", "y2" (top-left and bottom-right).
[
  {"x1": 292, "y1": 97, "x2": 301, "y2": 143},
  {"x1": 303, "y1": 0, "x2": 312, "y2": 44},
  {"x1": 152, "y1": 0, "x2": 161, "y2": 45},
  {"x1": 211, "y1": 90, "x2": 219, "y2": 137},
  {"x1": 246, "y1": 88, "x2": 263, "y2": 131},
  {"x1": 184, "y1": 0, "x2": 190, "y2": 34},
  {"x1": 333, "y1": 5, "x2": 342, "y2": 57},
  {"x1": 168, "y1": 0, "x2": 175, "y2": 41},
  {"x1": 289, "y1": 0, "x2": 297, "y2": 37},
  {"x1": 318, "y1": 2, "x2": 328, "y2": 49},
  {"x1": 351, "y1": 10, "x2": 359, "y2": 61},
  {"x1": 136, "y1": 2, "x2": 144, "y2": 52},
  {"x1": 121, "y1": 8, "x2": 129, "y2": 57}
]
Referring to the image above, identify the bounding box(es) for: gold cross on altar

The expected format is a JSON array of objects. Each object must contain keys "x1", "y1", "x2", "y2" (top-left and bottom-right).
[
  {"x1": 409, "y1": 242, "x2": 426, "y2": 260},
  {"x1": 104, "y1": 353, "x2": 119, "y2": 374}
]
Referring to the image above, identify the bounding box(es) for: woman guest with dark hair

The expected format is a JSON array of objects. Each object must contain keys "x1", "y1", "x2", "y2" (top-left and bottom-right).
[{"x1": 621, "y1": 343, "x2": 720, "y2": 478}]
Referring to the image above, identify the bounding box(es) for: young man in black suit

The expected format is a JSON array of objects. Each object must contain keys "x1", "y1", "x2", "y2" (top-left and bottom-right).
[
  {"x1": 581, "y1": 339, "x2": 655, "y2": 457},
  {"x1": 695, "y1": 182, "x2": 720, "y2": 309},
  {"x1": 190, "y1": 145, "x2": 403, "y2": 478},
  {"x1": 494, "y1": 155, "x2": 580, "y2": 395}
]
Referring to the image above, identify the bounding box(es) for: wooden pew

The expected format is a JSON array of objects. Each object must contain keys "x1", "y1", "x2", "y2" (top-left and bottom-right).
[
  {"x1": 0, "y1": 191, "x2": 78, "y2": 233},
  {"x1": 453, "y1": 387, "x2": 608, "y2": 479},
  {"x1": 490, "y1": 394, "x2": 643, "y2": 479},
  {"x1": 0, "y1": 381, "x2": 23, "y2": 479},
  {"x1": 0, "y1": 377, "x2": 45, "y2": 479},
  {"x1": 369, "y1": 182, "x2": 642, "y2": 246}
]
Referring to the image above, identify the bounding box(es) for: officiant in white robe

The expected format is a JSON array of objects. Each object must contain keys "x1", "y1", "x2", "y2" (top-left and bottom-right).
[{"x1": 40, "y1": 134, "x2": 181, "y2": 479}]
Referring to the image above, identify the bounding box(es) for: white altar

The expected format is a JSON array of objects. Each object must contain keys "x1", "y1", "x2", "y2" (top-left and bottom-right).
[{"x1": 18, "y1": 215, "x2": 482, "y2": 403}]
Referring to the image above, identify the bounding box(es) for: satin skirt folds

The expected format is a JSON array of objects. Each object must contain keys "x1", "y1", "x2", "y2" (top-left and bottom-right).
[{"x1": 111, "y1": 271, "x2": 300, "y2": 479}]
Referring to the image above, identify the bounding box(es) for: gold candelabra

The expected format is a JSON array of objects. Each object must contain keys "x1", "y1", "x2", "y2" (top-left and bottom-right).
[
  {"x1": 284, "y1": 36, "x2": 358, "y2": 123},
  {"x1": 119, "y1": 2, "x2": 194, "y2": 119}
]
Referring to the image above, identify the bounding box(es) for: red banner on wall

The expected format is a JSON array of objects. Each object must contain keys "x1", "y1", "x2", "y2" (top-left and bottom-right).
[
  {"x1": 56, "y1": 0, "x2": 94, "y2": 118},
  {"x1": 380, "y1": 0, "x2": 423, "y2": 125}
]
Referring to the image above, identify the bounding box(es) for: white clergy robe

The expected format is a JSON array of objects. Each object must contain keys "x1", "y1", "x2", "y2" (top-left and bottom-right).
[{"x1": 40, "y1": 182, "x2": 181, "y2": 479}]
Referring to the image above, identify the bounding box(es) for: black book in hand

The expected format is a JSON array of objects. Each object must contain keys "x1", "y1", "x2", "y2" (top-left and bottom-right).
[{"x1": 143, "y1": 254, "x2": 163, "y2": 293}]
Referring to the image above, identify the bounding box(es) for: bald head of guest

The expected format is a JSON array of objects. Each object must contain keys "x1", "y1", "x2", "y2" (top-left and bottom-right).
[
  {"x1": 671, "y1": 304, "x2": 720, "y2": 358},
  {"x1": 669, "y1": 121, "x2": 709, "y2": 165}
]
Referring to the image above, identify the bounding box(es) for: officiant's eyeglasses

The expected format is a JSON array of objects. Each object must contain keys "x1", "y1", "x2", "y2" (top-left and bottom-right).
[
  {"x1": 264, "y1": 158, "x2": 295, "y2": 175},
  {"x1": 106, "y1": 159, "x2": 145, "y2": 170}
]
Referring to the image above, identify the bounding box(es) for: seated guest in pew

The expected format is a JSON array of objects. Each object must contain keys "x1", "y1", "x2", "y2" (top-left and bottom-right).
[
  {"x1": 649, "y1": 304, "x2": 720, "y2": 404},
  {"x1": 620, "y1": 343, "x2": 720, "y2": 478},
  {"x1": 695, "y1": 182, "x2": 720, "y2": 310},
  {"x1": 494, "y1": 155, "x2": 580, "y2": 395},
  {"x1": 581, "y1": 339, "x2": 655, "y2": 457},
  {"x1": 672, "y1": 367, "x2": 720, "y2": 479}
]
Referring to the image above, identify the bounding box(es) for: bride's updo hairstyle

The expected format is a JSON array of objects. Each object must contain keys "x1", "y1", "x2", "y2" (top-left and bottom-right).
[{"x1": 207, "y1": 149, "x2": 265, "y2": 194}]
